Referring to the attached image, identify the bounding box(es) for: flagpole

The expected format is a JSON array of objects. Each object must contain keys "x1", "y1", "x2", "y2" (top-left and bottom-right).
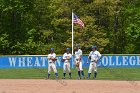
[
  {"x1": 72, "y1": 10, "x2": 74, "y2": 68},
  {"x1": 72, "y1": 10, "x2": 74, "y2": 55}
]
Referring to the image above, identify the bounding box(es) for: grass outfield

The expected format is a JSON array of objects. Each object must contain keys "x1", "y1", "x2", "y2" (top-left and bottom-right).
[{"x1": 0, "y1": 68, "x2": 140, "y2": 80}]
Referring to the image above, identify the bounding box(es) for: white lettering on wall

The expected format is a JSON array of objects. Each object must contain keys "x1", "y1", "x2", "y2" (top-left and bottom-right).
[
  {"x1": 9, "y1": 57, "x2": 16, "y2": 67},
  {"x1": 27, "y1": 57, "x2": 33, "y2": 67},
  {"x1": 102, "y1": 56, "x2": 108, "y2": 66},
  {"x1": 6, "y1": 55, "x2": 140, "y2": 68},
  {"x1": 137, "y1": 56, "x2": 140, "y2": 65},
  {"x1": 41, "y1": 57, "x2": 47, "y2": 66},
  {"x1": 122, "y1": 56, "x2": 128, "y2": 66},
  {"x1": 19, "y1": 57, "x2": 26, "y2": 67},
  {"x1": 129, "y1": 56, "x2": 136, "y2": 66},
  {"x1": 34, "y1": 57, "x2": 41, "y2": 66},
  {"x1": 116, "y1": 56, "x2": 121, "y2": 66},
  {"x1": 109, "y1": 56, "x2": 114, "y2": 66}
]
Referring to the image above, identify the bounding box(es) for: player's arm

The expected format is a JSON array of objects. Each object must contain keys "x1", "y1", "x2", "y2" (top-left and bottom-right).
[
  {"x1": 87, "y1": 52, "x2": 91, "y2": 64},
  {"x1": 66, "y1": 56, "x2": 71, "y2": 60},
  {"x1": 74, "y1": 51, "x2": 77, "y2": 63},
  {"x1": 88, "y1": 51, "x2": 92, "y2": 60},
  {"x1": 74, "y1": 53, "x2": 77, "y2": 64},
  {"x1": 62, "y1": 54, "x2": 66, "y2": 62},
  {"x1": 79, "y1": 50, "x2": 82, "y2": 60},
  {"x1": 67, "y1": 54, "x2": 72, "y2": 61},
  {"x1": 48, "y1": 55, "x2": 51, "y2": 60},
  {"x1": 97, "y1": 52, "x2": 101, "y2": 60},
  {"x1": 48, "y1": 58, "x2": 52, "y2": 60},
  {"x1": 48, "y1": 55, "x2": 55, "y2": 60},
  {"x1": 96, "y1": 52, "x2": 101, "y2": 63},
  {"x1": 64, "y1": 54, "x2": 71, "y2": 60},
  {"x1": 52, "y1": 54, "x2": 57, "y2": 61}
]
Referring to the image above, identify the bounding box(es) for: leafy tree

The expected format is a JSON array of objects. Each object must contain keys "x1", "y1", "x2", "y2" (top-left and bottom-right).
[{"x1": 0, "y1": 0, "x2": 139, "y2": 54}]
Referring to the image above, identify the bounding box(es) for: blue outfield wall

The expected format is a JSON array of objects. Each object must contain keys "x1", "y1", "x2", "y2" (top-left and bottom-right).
[{"x1": 0, "y1": 55, "x2": 140, "y2": 68}]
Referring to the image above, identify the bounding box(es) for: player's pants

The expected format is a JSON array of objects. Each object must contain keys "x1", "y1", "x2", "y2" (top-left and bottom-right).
[
  {"x1": 63, "y1": 62, "x2": 71, "y2": 73},
  {"x1": 48, "y1": 62, "x2": 57, "y2": 74},
  {"x1": 75, "y1": 59, "x2": 83, "y2": 71},
  {"x1": 77, "y1": 61, "x2": 83, "y2": 71},
  {"x1": 88, "y1": 62, "x2": 97, "y2": 73}
]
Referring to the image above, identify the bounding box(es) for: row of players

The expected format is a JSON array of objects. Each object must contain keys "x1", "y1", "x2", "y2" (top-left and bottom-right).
[{"x1": 47, "y1": 45, "x2": 101, "y2": 79}]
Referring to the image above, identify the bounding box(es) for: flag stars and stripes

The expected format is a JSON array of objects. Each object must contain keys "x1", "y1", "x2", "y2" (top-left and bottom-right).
[{"x1": 73, "y1": 13, "x2": 84, "y2": 28}]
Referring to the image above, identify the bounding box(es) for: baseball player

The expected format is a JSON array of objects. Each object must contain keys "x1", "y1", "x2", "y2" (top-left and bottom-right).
[
  {"x1": 74, "y1": 44, "x2": 85, "y2": 79},
  {"x1": 87, "y1": 46, "x2": 101, "y2": 79},
  {"x1": 62, "y1": 48, "x2": 72, "y2": 79},
  {"x1": 47, "y1": 48, "x2": 58, "y2": 79}
]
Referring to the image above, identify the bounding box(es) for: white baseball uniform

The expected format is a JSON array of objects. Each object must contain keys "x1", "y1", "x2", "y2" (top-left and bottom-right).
[
  {"x1": 75, "y1": 49, "x2": 83, "y2": 71},
  {"x1": 88, "y1": 50, "x2": 101, "y2": 73},
  {"x1": 48, "y1": 53, "x2": 57, "y2": 74},
  {"x1": 63, "y1": 53, "x2": 72, "y2": 73}
]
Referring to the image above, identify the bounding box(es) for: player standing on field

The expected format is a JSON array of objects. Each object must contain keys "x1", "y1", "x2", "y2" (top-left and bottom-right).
[
  {"x1": 47, "y1": 48, "x2": 58, "y2": 79},
  {"x1": 74, "y1": 44, "x2": 85, "y2": 79},
  {"x1": 62, "y1": 48, "x2": 72, "y2": 79},
  {"x1": 87, "y1": 46, "x2": 101, "y2": 79}
]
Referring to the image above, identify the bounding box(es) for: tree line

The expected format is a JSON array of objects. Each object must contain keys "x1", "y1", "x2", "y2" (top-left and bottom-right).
[{"x1": 0, "y1": 0, "x2": 140, "y2": 55}]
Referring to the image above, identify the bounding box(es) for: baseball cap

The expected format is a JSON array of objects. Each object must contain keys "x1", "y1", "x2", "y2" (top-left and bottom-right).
[
  {"x1": 66, "y1": 48, "x2": 70, "y2": 51},
  {"x1": 92, "y1": 45, "x2": 97, "y2": 49},
  {"x1": 50, "y1": 48, "x2": 54, "y2": 51}
]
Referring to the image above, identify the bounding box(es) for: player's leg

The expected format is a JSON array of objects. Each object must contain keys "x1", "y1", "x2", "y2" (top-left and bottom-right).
[
  {"x1": 62, "y1": 63, "x2": 66, "y2": 79},
  {"x1": 75, "y1": 59, "x2": 80, "y2": 79},
  {"x1": 67, "y1": 63, "x2": 72, "y2": 79},
  {"x1": 75, "y1": 60, "x2": 81, "y2": 79},
  {"x1": 52, "y1": 63, "x2": 58, "y2": 78},
  {"x1": 77, "y1": 64, "x2": 81, "y2": 79},
  {"x1": 77, "y1": 66, "x2": 81, "y2": 79},
  {"x1": 93, "y1": 62, "x2": 97, "y2": 79},
  {"x1": 87, "y1": 62, "x2": 93, "y2": 79},
  {"x1": 47, "y1": 64, "x2": 51, "y2": 79},
  {"x1": 79, "y1": 62, "x2": 85, "y2": 78}
]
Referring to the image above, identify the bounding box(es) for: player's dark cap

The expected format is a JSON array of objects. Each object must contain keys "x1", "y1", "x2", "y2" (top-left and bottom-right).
[
  {"x1": 66, "y1": 48, "x2": 70, "y2": 51},
  {"x1": 92, "y1": 45, "x2": 97, "y2": 49},
  {"x1": 50, "y1": 48, "x2": 54, "y2": 51}
]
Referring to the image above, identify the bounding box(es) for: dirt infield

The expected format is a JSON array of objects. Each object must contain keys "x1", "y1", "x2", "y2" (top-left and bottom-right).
[{"x1": 0, "y1": 79, "x2": 139, "y2": 93}]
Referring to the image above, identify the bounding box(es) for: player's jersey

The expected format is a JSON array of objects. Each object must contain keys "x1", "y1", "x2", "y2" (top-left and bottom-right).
[
  {"x1": 48, "y1": 53, "x2": 56, "y2": 63},
  {"x1": 89, "y1": 50, "x2": 101, "y2": 62},
  {"x1": 63, "y1": 53, "x2": 72, "y2": 62},
  {"x1": 75, "y1": 49, "x2": 82, "y2": 59}
]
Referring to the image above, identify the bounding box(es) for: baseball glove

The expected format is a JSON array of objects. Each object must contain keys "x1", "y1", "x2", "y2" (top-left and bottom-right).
[
  {"x1": 52, "y1": 58, "x2": 57, "y2": 61},
  {"x1": 75, "y1": 63, "x2": 79, "y2": 67},
  {"x1": 61, "y1": 59, "x2": 65, "y2": 62}
]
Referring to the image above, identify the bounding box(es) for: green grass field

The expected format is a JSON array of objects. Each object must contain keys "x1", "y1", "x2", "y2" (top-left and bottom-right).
[{"x1": 0, "y1": 68, "x2": 140, "y2": 80}]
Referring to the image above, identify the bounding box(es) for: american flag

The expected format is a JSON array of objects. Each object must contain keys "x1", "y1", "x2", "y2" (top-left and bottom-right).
[{"x1": 73, "y1": 13, "x2": 84, "y2": 28}]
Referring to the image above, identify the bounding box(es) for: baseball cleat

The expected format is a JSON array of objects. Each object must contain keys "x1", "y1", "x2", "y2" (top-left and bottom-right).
[
  {"x1": 55, "y1": 76, "x2": 58, "y2": 79},
  {"x1": 78, "y1": 77, "x2": 81, "y2": 80},
  {"x1": 87, "y1": 77, "x2": 90, "y2": 79},
  {"x1": 44, "y1": 78, "x2": 47, "y2": 80},
  {"x1": 69, "y1": 77, "x2": 72, "y2": 79},
  {"x1": 82, "y1": 76, "x2": 85, "y2": 79},
  {"x1": 62, "y1": 77, "x2": 65, "y2": 79},
  {"x1": 44, "y1": 77, "x2": 50, "y2": 80}
]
